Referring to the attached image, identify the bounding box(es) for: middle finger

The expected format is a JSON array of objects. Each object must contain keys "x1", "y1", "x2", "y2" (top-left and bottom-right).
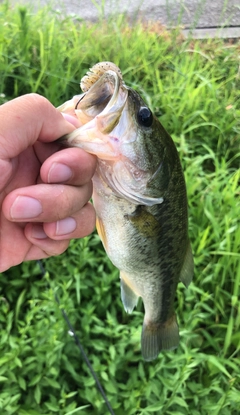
[{"x1": 2, "y1": 182, "x2": 93, "y2": 223}]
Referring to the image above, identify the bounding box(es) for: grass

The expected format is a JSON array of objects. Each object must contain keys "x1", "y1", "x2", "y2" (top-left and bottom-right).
[{"x1": 0, "y1": 1, "x2": 240, "y2": 414}]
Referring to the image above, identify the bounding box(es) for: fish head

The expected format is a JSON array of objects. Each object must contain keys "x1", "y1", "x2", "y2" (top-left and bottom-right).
[{"x1": 59, "y1": 62, "x2": 170, "y2": 205}]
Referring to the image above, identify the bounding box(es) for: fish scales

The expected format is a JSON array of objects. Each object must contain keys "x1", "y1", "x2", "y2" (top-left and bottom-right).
[{"x1": 58, "y1": 62, "x2": 194, "y2": 361}]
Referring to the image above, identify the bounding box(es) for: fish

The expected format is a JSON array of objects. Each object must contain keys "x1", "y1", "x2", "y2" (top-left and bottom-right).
[{"x1": 57, "y1": 62, "x2": 194, "y2": 361}]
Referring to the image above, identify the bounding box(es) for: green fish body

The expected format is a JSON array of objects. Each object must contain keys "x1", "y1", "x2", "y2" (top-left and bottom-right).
[{"x1": 58, "y1": 62, "x2": 194, "y2": 361}]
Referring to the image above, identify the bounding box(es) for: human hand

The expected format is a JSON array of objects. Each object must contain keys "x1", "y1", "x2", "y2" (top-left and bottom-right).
[{"x1": 0, "y1": 93, "x2": 97, "y2": 272}]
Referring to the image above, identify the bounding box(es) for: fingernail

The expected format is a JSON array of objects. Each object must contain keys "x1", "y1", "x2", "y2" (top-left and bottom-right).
[
  {"x1": 56, "y1": 217, "x2": 77, "y2": 235},
  {"x1": 62, "y1": 113, "x2": 81, "y2": 128},
  {"x1": 48, "y1": 163, "x2": 73, "y2": 183},
  {"x1": 11, "y1": 196, "x2": 42, "y2": 219},
  {"x1": 31, "y1": 225, "x2": 48, "y2": 239}
]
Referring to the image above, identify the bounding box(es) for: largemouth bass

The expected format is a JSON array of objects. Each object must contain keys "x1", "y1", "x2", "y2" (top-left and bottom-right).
[{"x1": 58, "y1": 62, "x2": 194, "y2": 361}]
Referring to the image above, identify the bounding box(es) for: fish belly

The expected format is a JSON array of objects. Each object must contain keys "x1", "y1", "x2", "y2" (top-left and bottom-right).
[{"x1": 93, "y1": 185, "x2": 156, "y2": 287}]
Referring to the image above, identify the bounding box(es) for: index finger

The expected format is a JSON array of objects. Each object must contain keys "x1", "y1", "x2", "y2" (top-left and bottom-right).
[{"x1": 0, "y1": 93, "x2": 76, "y2": 160}]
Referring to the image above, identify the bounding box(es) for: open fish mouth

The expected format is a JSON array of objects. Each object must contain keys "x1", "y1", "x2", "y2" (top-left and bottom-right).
[{"x1": 58, "y1": 67, "x2": 129, "y2": 159}]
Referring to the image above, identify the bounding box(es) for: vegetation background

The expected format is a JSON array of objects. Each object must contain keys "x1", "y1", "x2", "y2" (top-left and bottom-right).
[{"x1": 0, "y1": 1, "x2": 239, "y2": 414}]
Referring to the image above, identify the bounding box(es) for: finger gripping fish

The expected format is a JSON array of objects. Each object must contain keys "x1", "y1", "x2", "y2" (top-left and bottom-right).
[{"x1": 58, "y1": 62, "x2": 194, "y2": 361}]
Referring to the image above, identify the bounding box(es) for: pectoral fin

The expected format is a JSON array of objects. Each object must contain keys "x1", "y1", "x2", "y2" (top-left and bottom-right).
[
  {"x1": 179, "y1": 242, "x2": 194, "y2": 288},
  {"x1": 96, "y1": 216, "x2": 108, "y2": 251},
  {"x1": 120, "y1": 272, "x2": 139, "y2": 314}
]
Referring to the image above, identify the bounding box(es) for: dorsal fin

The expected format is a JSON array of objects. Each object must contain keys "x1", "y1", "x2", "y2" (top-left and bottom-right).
[{"x1": 80, "y1": 61, "x2": 122, "y2": 92}]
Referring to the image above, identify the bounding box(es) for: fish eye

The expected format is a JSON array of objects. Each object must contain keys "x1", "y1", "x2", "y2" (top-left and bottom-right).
[{"x1": 137, "y1": 106, "x2": 153, "y2": 128}]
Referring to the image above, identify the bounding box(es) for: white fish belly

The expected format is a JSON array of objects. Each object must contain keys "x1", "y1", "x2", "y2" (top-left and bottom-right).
[{"x1": 93, "y1": 183, "x2": 164, "y2": 321}]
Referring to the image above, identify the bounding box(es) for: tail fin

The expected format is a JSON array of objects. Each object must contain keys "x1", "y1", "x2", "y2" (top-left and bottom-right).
[{"x1": 141, "y1": 314, "x2": 179, "y2": 361}]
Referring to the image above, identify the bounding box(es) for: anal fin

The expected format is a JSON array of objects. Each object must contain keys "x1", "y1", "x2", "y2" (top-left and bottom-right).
[
  {"x1": 179, "y1": 241, "x2": 194, "y2": 287},
  {"x1": 141, "y1": 314, "x2": 179, "y2": 361},
  {"x1": 120, "y1": 273, "x2": 139, "y2": 314}
]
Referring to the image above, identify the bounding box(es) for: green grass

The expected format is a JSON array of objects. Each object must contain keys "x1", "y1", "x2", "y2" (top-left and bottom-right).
[{"x1": 0, "y1": 2, "x2": 240, "y2": 414}]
